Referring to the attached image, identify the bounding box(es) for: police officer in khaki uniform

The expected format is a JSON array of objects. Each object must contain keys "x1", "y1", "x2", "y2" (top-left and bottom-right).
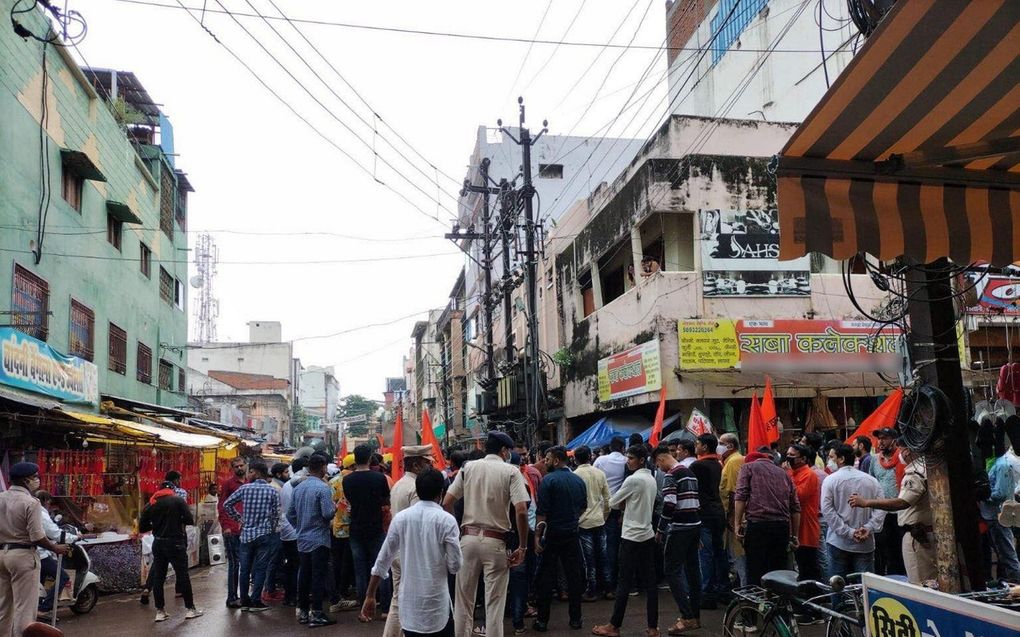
[
  {"x1": 444, "y1": 432, "x2": 529, "y2": 637},
  {"x1": 382, "y1": 445, "x2": 434, "y2": 637},
  {"x1": 849, "y1": 447, "x2": 934, "y2": 584},
  {"x1": 0, "y1": 462, "x2": 69, "y2": 637}
]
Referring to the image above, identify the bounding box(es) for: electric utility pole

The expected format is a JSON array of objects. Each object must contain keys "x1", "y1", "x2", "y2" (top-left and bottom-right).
[
  {"x1": 498, "y1": 178, "x2": 515, "y2": 365},
  {"x1": 499, "y1": 97, "x2": 548, "y2": 446}
]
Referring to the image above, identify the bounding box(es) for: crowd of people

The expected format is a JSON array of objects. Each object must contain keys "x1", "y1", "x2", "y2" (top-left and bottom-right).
[{"x1": 3, "y1": 420, "x2": 1019, "y2": 637}]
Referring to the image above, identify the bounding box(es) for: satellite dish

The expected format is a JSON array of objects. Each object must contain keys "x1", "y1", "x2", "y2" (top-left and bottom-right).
[{"x1": 189, "y1": 275, "x2": 203, "y2": 288}]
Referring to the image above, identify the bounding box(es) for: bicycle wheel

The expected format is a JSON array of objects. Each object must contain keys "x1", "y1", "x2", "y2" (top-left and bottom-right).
[
  {"x1": 723, "y1": 600, "x2": 786, "y2": 637},
  {"x1": 825, "y1": 598, "x2": 864, "y2": 637}
]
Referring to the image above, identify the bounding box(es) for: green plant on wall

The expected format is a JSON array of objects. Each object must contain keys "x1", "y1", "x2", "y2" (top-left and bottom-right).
[
  {"x1": 552, "y1": 347, "x2": 573, "y2": 368},
  {"x1": 111, "y1": 96, "x2": 145, "y2": 127}
]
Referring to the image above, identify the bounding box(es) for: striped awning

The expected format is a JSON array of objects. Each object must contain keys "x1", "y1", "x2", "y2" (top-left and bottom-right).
[{"x1": 777, "y1": 0, "x2": 1020, "y2": 266}]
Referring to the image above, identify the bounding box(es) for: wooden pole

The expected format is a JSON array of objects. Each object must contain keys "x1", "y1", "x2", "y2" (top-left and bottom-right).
[{"x1": 905, "y1": 259, "x2": 984, "y2": 591}]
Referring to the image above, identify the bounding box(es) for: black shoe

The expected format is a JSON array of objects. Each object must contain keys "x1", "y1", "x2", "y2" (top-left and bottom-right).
[
  {"x1": 140, "y1": 592, "x2": 150, "y2": 606},
  {"x1": 298, "y1": 610, "x2": 310, "y2": 624},
  {"x1": 226, "y1": 599, "x2": 242, "y2": 609},
  {"x1": 570, "y1": 620, "x2": 583, "y2": 630},
  {"x1": 247, "y1": 601, "x2": 271, "y2": 613},
  {"x1": 308, "y1": 611, "x2": 337, "y2": 627},
  {"x1": 532, "y1": 621, "x2": 548, "y2": 632}
]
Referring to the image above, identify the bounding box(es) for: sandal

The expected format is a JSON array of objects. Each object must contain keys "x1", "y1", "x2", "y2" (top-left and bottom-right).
[
  {"x1": 591, "y1": 624, "x2": 620, "y2": 637},
  {"x1": 473, "y1": 626, "x2": 487, "y2": 636}
]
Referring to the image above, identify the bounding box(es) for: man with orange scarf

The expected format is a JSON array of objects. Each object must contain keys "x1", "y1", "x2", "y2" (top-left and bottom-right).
[{"x1": 140, "y1": 480, "x2": 203, "y2": 622}]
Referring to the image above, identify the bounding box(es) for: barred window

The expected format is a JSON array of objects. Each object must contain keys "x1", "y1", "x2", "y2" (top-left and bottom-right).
[
  {"x1": 137, "y1": 342, "x2": 152, "y2": 384},
  {"x1": 159, "y1": 267, "x2": 173, "y2": 304},
  {"x1": 158, "y1": 359, "x2": 173, "y2": 391},
  {"x1": 160, "y1": 166, "x2": 174, "y2": 239},
  {"x1": 107, "y1": 214, "x2": 123, "y2": 251},
  {"x1": 69, "y1": 300, "x2": 94, "y2": 361},
  {"x1": 140, "y1": 242, "x2": 151, "y2": 278},
  {"x1": 178, "y1": 367, "x2": 186, "y2": 393},
  {"x1": 108, "y1": 323, "x2": 127, "y2": 374},
  {"x1": 711, "y1": 0, "x2": 769, "y2": 64},
  {"x1": 12, "y1": 264, "x2": 49, "y2": 340}
]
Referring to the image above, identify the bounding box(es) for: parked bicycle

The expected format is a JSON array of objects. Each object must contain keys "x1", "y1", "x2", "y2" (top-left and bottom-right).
[{"x1": 722, "y1": 571, "x2": 865, "y2": 637}]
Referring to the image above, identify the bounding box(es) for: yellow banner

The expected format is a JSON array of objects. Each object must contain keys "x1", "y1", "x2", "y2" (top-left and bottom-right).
[{"x1": 678, "y1": 320, "x2": 739, "y2": 369}]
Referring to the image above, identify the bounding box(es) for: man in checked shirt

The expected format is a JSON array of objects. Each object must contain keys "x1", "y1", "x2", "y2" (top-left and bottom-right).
[{"x1": 223, "y1": 461, "x2": 281, "y2": 612}]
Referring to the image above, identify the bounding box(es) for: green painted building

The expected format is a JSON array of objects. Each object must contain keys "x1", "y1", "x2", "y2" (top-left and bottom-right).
[{"x1": 1, "y1": 1, "x2": 190, "y2": 408}]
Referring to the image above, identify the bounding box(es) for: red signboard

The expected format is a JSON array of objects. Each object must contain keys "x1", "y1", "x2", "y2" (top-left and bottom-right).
[{"x1": 737, "y1": 319, "x2": 903, "y2": 372}]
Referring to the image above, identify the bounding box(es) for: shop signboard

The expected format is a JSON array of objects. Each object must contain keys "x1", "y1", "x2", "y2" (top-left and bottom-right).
[
  {"x1": 862, "y1": 573, "x2": 1019, "y2": 637},
  {"x1": 678, "y1": 319, "x2": 903, "y2": 373},
  {"x1": 0, "y1": 327, "x2": 99, "y2": 405},
  {"x1": 597, "y1": 340, "x2": 661, "y2": 402},
  {"x1": 963, "y1": 270, "x2": 1020, "y2": 315},
  {"x1": 699, "y1": 208, "x2": 811, "y2": 297}
]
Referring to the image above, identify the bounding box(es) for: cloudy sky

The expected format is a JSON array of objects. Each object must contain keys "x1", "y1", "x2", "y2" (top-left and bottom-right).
[{"x1": 74, "y1": 0, "x2": 668, "y2": 399}]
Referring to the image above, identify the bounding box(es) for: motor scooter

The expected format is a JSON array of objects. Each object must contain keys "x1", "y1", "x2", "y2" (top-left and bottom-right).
[{"x1": 38, "y1": 525, "x2": 101, "y2": 621}]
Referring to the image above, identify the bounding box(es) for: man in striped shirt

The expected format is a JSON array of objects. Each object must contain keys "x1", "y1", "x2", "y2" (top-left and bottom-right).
[{"x1": 653, "y1": 445, "x2": 702, "y2": 635}]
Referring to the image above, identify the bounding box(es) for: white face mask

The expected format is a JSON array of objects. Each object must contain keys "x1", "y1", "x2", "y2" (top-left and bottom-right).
[{"x1": 826, "y1": 459, "x2": 839, "y2": 472}]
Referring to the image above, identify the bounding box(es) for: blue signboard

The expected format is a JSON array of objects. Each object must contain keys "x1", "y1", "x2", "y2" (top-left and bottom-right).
[
  {"x1": 863, "y1": 574, "x2": 1020, "y2": 637},
  {"x1": 0, "y1": 328, "x2": 99, "y2": 405}
]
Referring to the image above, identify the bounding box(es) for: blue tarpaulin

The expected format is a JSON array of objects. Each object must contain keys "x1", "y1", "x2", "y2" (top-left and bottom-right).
[{"x1": 566, "y1": 413, "x2": 686, "y2": 450}]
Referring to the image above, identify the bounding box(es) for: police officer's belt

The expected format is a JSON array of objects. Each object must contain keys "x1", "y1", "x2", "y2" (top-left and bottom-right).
[
  {"x1": 0, "y1": 543, "x2": 35, "y2": 550},
  {"x1": 461, "y1": 526, "x2": 505, "y2": 540}
]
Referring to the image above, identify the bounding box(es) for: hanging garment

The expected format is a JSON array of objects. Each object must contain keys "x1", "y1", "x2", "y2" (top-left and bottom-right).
[{"x1": 997, "y1": 363, "x2": 1020, "y2": 405}]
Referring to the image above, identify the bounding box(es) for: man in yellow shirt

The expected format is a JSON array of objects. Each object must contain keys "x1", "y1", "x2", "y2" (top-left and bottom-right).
[
  {"x1": 329, "y1": 455, "x2": 358, "y2": 612},
  {"x1": 718, "y1": 433, "x2": 746, "y2": 585},
  {"x1": 573, "y1": 446, "x2": 612, "y2": 600}
]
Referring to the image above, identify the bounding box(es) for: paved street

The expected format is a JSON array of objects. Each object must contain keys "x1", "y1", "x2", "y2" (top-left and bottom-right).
[{"x1": 50, "y1": 565, "x2": 825, "y2": 637}]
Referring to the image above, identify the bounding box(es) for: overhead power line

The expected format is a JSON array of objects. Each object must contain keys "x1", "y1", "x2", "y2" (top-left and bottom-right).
[
  {"x1": 1, "y1": 247, "x2": 460, "y2": 265},
  {"x1": 114, "y1": 0, "x2": 842, "y2": 54},
  {"x1": 0, "y1": 223, "x2": 445, "y2": 241}
]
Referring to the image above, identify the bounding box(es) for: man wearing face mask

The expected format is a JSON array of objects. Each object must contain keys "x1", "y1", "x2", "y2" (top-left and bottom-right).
[
  {"x1": 785, "y1": 445, "x2": 822, "y2": 584},
  {"x1": 0, "y1": 462, "x2": 70, "y2": 637},
  {"x1": 868, "y1": 429, "x2": 906, "y2": 576},
  {"x1": 821, "y1": 444, "x2": 885, "y2": 578},
  {"x1": 218, "y1": 457, "x2": 248, "y2": 608}
]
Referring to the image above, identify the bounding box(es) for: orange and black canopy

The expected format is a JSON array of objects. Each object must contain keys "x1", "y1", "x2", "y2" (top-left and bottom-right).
[{"x1": 777, "y1": 0, "x2": 1020, "y2": 266}]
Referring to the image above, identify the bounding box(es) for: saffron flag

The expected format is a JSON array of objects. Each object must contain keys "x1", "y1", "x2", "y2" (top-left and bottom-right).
[
  {"x1": 845, "y1": 388, "x2": 904, "y2": 446},
  {"x1": 762, "y1": 376, "x2": 780, "y2": 445},
  {"x1": 338, "y1": 432, "x2": 348, "y2": 465},
  {"x1": 649, "y1": 389, "x2": 667, "y2": 447},
  {"x1": 391, "y1": 411, "x2": 405, "y2": 482},
  {"x1": 421, "y1": 408, "x2": 448, "y2": 470},
  {"x1": 376, "y1": 433, "x2": 386, "y2": 452},
  {"x1": 747, "y1": 392, "x2": 770, "y2": 453}
]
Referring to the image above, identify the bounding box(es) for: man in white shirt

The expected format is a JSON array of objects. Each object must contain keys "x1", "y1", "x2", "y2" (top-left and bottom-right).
[
  {"x1": 592, "y1": 445, "x2": 659, "y2": 637},
  {"x1": 36, "y1": 491, "x2": 77, "y2": 614},
  {"x1": 593, "y1": 437, "x2": 628, "y2": 595},
  {"x1": 360, "y1": 469, "x2": 462, "y2": 637},
  {"x1": 821, "y1": 444, "x2": 885, "y2": 578}
]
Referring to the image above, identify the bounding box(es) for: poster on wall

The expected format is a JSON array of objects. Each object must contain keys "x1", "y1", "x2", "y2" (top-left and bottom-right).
[
  {"x1": 699, "y1": 208, "x2": 811, "y2": 297},
  {"x1": 678, "y1": 319, "x2": 904, "y2": 373},
  {"x1": 597, "y1": 340, "x2": 661, "y2": 403},
  {"x1": 0, "y1": 327, "x2": 99, "y2": 405}
]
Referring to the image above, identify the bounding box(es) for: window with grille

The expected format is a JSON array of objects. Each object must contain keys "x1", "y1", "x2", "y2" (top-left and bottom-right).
[
  {"x1": 158, "y1": 359, "x2": 173, "y2": 391},
  {"x1": 140, "y1": 242, "x2": 151, "y2": 278},
  {"x1": 175, "y1": 186, "x2": 187, "y2": 231},
  {"x1": 108, "y1": 323, "x2": 127, "y2": 374},
  {"x1": 69, "y1": 300, "x2": 94, "y2": 361},
  {"x1": 107, "y1": 214, "x2": 123, "y2": 251},
  {"x1": 11, "y1": 264, "x2": 49, "y2": 340},
  {"x1": 159, "y1": 267, "x2": 173, "y2": 304},
  {"x1": 137, "y1": 342, "x2": 152, "y2": 384},
  {"x1": 174, "y1": 278, "x2": 184, "y2": 310},
  {"x1": 62, "y1": 170, "x2": 83, "y2": 212},
  {"x1": 159, "y1": 166, "x2": 174, "y2": 239},
  {"x1": 178, "y1": 367, "x2": 186, "y2": 393},
  {"x1": 711, "y1": 0, "x2": 769, "y2": 64}
]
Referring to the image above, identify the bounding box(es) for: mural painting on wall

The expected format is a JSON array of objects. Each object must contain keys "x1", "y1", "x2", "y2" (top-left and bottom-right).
[{"x1": 700, "y1": 208, "x2": 811, "y2": 297}]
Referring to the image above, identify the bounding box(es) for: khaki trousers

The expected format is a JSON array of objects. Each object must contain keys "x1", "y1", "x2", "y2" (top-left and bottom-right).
[
  {"x1": 0, "y1": 548, "x2": 40, "y2": 637},
  {"x1": 381, "y1": 558, "x2": 402, "y2": 637},
  {"x1": 454, "y1": 536, "x2": 508, "y2": 637},
  {"x1": 902, "y1": 531, "x2": 936, "y2": 585}
]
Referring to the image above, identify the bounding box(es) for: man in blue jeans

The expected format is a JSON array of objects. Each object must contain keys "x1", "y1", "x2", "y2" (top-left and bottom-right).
[
  {"x1": 573, "y1": 446, "x2": 611, "y2": 600},
  {"x1": 223, "y1": 461, "x2": 280, "y2": 612},
  {"x1": 217, "y1": 456, "x2": 247, "y2": 608},
  {"x1": 343, "y1": 444, "x2": 391, "y2": 608},
  {"x1": 288, "y1": 453, "x2": 337, "y2": 627},
  {"x1": 592, "y1": 437, "x2": 627, "y2": 597},
  {"x1": 821, "y1": 444, "x2": 885, "y2": 577}
]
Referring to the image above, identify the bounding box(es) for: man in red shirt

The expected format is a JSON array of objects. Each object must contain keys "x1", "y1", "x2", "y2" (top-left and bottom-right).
[
  {"x1": 218, "y1": 457, "x2": 248, "y2": 608},
  {"x1": 786, "y1": 444, "x2": 821, "y2": 582}
]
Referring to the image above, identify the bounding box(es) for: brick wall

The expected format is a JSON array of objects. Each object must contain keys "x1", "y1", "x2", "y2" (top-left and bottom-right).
[{"x1": 666, "y1": 0, "x2": 716, "y2": 66}]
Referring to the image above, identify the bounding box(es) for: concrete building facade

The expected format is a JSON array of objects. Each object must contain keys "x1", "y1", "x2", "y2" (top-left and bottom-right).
[
  {"x1": 299, "y1": 364, "x2": 340, "y2": 425},
  {"x1": 0, "y1": 2, "x2": 190, "y2": 408}
]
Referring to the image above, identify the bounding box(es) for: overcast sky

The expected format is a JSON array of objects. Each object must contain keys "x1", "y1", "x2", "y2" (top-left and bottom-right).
[{"x1": 75, "y1": 0, "x2": 668, "y2": 400}]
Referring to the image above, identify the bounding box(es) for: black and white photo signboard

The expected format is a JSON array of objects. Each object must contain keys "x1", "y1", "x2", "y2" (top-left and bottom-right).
[{"x1": 699, "y1": 208, "x2": 811, "y2": 297}]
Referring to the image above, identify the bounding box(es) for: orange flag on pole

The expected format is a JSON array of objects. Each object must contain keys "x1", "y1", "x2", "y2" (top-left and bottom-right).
[
  {"x1": 338, "y1": 431, "x2": 348, "y2": 465},
  {"x1": 421, "y1": 408, "x2": 448, "y2": 470},
  {"x1": 761, "y1": 376, "x2": 780, "y2": 445},
  {"x1": 391, "y1": 410, "x2": 405, "y2": 482},
  {"x1": 649, "y1": 389, "x2": 667, "y2": 447},
  {"x1": 747, "y1": 392, "x2": 770, "y2": 453},
  {"x1": 845, "y1": 388, "x2": 904, "y2": 446},
  {"x1": 376, "y1": 433, "x2": 386, "y2": 452}
]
